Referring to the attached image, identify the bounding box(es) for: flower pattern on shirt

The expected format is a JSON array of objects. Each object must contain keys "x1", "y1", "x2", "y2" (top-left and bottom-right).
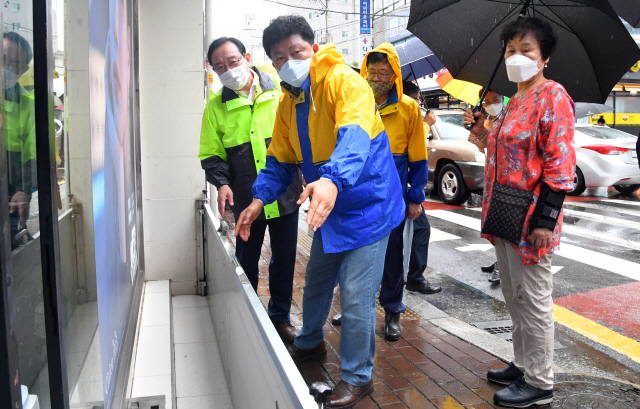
[{"x1": 481, "y1": 80, "x2": 576, "y2": 265}]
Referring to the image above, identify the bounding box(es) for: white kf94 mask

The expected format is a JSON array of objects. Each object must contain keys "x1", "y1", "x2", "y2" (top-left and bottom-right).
[
  {"x1": 505, "y1": 54, "x2": 542, "y2": 83},
  {"x1": 485, "y1": 102, "x2": 503, "y2": 117}
]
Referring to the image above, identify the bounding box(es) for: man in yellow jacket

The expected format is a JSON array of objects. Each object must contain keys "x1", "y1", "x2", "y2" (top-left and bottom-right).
[
  {"x1": 236, "y1": 15, "x2": 404, "y2": 407},
  {"x1": 361, "y1": 44, "x2": 441, "y2": 342}
]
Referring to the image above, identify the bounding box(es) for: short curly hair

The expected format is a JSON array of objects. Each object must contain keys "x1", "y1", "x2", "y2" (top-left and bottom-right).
[
  {"x1": 500, "y1": 17, "x2": 558, "y2": 60},
  {"x1": 263, "y1": 15, "x2": 315, "y2": 58}
]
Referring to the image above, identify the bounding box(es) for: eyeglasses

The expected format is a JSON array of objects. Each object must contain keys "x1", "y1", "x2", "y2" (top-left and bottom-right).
[
  {"x1": 366, "y1": 71, "x2": 393, "y2": 81},
  {"x1": 212, "y1": 55, "x2": 244, "y2": 75}
]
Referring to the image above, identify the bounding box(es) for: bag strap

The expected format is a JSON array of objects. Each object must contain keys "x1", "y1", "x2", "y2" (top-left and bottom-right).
[
  {"x1": 491, "y1": 100, "x2": 544, "y2": 190},
  {"x1": 492, "y1": 100, "x2": 512, "y2": 183}
]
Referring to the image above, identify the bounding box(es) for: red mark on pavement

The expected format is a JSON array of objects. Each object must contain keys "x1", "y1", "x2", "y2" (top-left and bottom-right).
[
  {"x1": 564, "y1": 196, "x2": 603, "y2": 203},
  {"x1": 555, "y1": 282, "x2": 640, "y2": 342},
  {"x1": 422, "y1": 201, "x2": 466, "y2": 211}
]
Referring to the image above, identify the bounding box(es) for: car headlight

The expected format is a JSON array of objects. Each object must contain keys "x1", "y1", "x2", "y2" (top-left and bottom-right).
[{"x1": 474, "y1": 147, "x2": 486, "y2": 163}]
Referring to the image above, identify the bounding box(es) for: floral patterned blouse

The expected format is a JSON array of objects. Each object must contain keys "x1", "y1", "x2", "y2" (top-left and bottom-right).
[{"x1": 481, "y1": 80, "x2": 576, "y2": 265}]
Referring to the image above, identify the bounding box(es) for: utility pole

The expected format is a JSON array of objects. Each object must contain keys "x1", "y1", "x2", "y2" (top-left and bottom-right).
[{"x1": 325, "y1": 0, "x2": 331, "y2": 43}]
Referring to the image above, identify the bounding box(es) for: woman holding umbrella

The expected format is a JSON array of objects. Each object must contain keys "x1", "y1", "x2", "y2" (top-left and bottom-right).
[{"x1": 464, "y1": 17, "x2": 575, "y2": 408}]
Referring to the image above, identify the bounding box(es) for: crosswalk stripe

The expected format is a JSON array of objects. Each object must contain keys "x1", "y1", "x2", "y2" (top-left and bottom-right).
[
  {"x1": 599, "y1": 199, "x2": 640, "y2": 208},
  {"x1": 430, "y1": 228, "x2": 461, "y2": 242},
  {"x1": 466, "y1": 206, "x2": 640, "y2": 242},
  {"x1": 562, "y1": 224, "x2": 640, "y2": 251},
  {"x1": 425, "y1": 209, "x2": 640, "y2": 282},
  {"x1": 562, "y1": 208, "x2": 640, "y2": 230},
  {"x1": 564, "y1": 201, "x2": 640, "y2": 217}
]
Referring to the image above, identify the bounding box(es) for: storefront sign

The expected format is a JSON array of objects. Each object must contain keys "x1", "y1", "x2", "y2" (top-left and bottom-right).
[
  {"x1": 387, "y1": 8, "x2": 411, "y2": 43},
  {"x1": 360, "y1": 0, "x2": 371, "y2": 34}
]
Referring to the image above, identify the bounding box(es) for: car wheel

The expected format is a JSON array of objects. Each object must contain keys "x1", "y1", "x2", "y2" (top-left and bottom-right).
[
  {"x1": 567, "y1": 167, "x2": 586, "y2": 196},
  {"x1": 438, "y1": 163, "x2": 470, "y2": 205},
  {"x1": 613, "y1": 184, "x2": 640, "y2": 194}
]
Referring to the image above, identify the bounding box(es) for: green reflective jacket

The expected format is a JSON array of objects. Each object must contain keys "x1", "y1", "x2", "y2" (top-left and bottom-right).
[
  {"x1": 199, "y1": 67, "x2": 302, "y2": 220},
  {"x1": 5, "y1": 84, "x2": 36, "y2": 193}
]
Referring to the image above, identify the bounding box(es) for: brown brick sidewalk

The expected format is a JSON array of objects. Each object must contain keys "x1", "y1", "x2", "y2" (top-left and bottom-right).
[{"x1": 224, "y1": 213, "x2": 508, "y2": 408}]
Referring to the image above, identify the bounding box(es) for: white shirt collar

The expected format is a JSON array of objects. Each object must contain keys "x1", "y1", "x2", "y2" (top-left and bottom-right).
[{"x1": 236, "y1": 69, "x2": 259, "y2": 101}]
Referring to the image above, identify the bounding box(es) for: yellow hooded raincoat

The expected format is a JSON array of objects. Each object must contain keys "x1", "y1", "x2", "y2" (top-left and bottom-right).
[{"x1": 361, "y1": 43, "x2": 428, "y2": 205}]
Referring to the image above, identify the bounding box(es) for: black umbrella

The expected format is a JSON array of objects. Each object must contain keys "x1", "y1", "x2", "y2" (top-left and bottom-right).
[
  {"x1": 407, "y1": 0, "x2": 640, "y2": 105},
  {"x1": 608, "y1": 0, "x2": 640, "y2": 28},
  {"x1": 395, "y1": 37, "x2": 446, "y2": 81}
]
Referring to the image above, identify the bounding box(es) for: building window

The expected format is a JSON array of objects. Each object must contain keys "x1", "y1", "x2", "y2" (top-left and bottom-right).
[
  {"x1": 344, "y1": 14, "x2": 349, "y2": 20},
  {"x1": 342, "y1": 48, "x2": 349, "y2": 55},
  {"x1": 342, "y1": 31, "x2": 349, "y2": 38},
  {"x1": 12, "y1": 23, "x2": 20, "y2": 30},
  {"x1": 12, "y1": 3, "x2": 20, "y2": 10},
  {"x1": 309, "y1": 12, "x2": 315, "y2": 19}
]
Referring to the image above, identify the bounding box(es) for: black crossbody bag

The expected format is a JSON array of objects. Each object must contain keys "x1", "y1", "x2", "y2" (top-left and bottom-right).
[{"x1": 481, "y1": 103, "x2": 541, "y2": 245}]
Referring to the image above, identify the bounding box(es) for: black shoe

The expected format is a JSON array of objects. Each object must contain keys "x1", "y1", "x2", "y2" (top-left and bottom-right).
[
  {"x1": 406, "y1": 281, "x2": 442, "y2": 294},
  {"x1": 487, "y1": 362, "x2": 524, "y2": 386},
  {"x1": 384, "y1": 312, "x2": 401, "y2": 341},
  {"x1": 481, "y1": 262, "x2": 497, "y2": 273},
  {"x1": 488, "y1": 269, "x2": 500, "y2": 283},
  {"x1": 331, "y1": 312, "x2": 342, "y2": 326},
  {"x1": 493, "y1": 377, "x2": 553, "y2": 408}
]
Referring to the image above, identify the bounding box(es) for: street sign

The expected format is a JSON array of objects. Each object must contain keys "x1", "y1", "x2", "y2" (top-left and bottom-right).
[{"x1": 360, "y1": 0, "x2": 371, "y2": 34}]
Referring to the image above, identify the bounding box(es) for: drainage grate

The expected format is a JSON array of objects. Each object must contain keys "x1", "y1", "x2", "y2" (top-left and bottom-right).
[
  {"x1": 472, "y1": 320, "x2": 566, "y2": 349},
  {"x1": 376, "y1": 299, "x2": 422, "y2": 320}
]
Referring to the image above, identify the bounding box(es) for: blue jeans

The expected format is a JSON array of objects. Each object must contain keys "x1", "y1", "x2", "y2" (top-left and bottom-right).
[{"x1": 294, "y1": 233, "x2": 390, "y2": 386}]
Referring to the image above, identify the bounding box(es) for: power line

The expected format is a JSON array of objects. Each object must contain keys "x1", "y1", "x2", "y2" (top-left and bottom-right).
[{"x1": 263, "y1": 0, "x2": 373, "y2": 16}]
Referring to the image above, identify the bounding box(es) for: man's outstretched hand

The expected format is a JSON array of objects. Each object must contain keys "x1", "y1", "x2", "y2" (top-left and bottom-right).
[
  {"x1": 235, "y1": 199, "x2": 264, "y2": 241},
  {"x1": 297, "y1": 179, "x2": 338, "y2": 232}
]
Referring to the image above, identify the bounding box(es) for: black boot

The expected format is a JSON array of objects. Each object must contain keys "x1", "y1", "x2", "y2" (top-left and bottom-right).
[
  {"x1": 487, "y1": 362, "x2": 524, "y2": 386},
  {"x1": 481, "y1": 262, "x2": 497, "y2": 272},
  {"x1": 331, "y1": 312, "x2": 342, "y2": 326},
  {"x1": 384, "y1": 312, "x2": 401, "y2": 341},
  {"x1": 493, "y1": 377, "x2": 553, "y2": 408}
]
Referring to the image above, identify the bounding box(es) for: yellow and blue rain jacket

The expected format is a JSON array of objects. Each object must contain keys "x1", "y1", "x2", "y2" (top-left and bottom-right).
[
  {"x1": 252, "y1": 45, "x2": 404, "y2": 253},
  {"x1": 361, "y1": 43, "x2": 428, "y2": 204}
]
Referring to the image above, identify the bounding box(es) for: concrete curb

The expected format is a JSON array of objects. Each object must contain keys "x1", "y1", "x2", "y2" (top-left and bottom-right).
[{"x1": 404, "y1": 288, "x2": 568, "y2": 375}]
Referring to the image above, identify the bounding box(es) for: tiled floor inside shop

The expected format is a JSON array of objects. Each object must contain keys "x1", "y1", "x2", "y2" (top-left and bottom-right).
[{"x1": 224, "y1": 212, "x2": 509, "y2": 409}]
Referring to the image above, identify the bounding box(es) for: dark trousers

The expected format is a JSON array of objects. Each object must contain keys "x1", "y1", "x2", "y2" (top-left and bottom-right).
[
  {"x1": 379, "y1": 211, "x2": 431, "y2": 314},
  {"x1": 235, "y1": 210, "x2": 299, "y2": 323}
]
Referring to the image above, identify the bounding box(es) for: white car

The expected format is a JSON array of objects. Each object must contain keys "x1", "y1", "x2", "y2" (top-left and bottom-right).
[{"x1": 570, "y1": 124, "x2": 640, "y2": 195}]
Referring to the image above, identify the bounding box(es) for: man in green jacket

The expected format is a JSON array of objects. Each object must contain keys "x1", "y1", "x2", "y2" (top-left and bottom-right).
[
  {"x1": 199, "y1": 37, "x2": 303, "y2": 343},
  {"x1": 4, "y1": 32, "x2": 36, "y2": 249}
]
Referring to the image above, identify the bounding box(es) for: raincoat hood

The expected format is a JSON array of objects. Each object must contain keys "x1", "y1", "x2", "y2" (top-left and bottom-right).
[
  {"x1": 311, "y1": 43, "x2": 346, "y2": 85},
  {"x1": 360, "y1": 42, "x2": 403, "y2": 102}
]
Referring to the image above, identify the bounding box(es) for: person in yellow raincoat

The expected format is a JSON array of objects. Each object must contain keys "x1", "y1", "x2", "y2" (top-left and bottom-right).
[
  {"x1": 4, "y1": 32, "x2": 36, "y2": 249},
  {"x1": 361, "y1": 44, "x2": 441, "y2": 343},
  {"x1": 235, "y1": 15, "x2": 404, "y2": 407}
]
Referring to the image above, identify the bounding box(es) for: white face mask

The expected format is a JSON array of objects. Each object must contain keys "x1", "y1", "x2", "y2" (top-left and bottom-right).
[
  {"x1": 505, "y1": 54, "x2": 542, "y2": 83},
  {"x1": 485, "y1": 102, "x2": 503, "y2": 117},
  {"x1": 218, "y1": 64, "x2": 250, "y2": 91},
  {"x1": 4, "y1": 70, "x2": 20, "y2": 90},
  {"x1": 278, "y1": 58, "x2": 312, "y2": 88}
]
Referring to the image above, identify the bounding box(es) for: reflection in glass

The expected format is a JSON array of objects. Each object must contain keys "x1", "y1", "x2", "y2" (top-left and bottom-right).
[{"x1": 3, "y1": 26, "x2": 52, "y2": 408}]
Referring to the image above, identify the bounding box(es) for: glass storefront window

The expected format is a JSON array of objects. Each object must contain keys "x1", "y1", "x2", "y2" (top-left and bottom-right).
[{"x1": 2, "y1": 9, "x2": 53, "y2": 409}]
